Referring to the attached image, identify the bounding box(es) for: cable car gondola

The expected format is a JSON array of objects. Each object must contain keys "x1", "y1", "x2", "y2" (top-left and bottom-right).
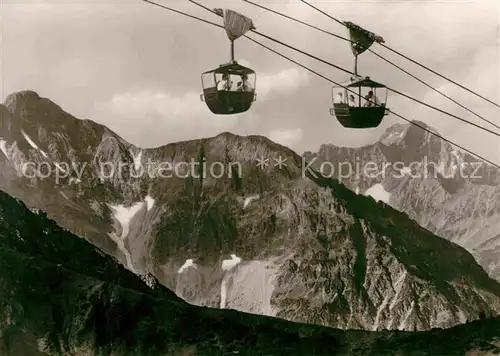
[
  {"x1": 200, "y1": 8, "x2": 257, "y2": 115},
  {"x1": 201, "y1": 62, "x2": 256, "y2": 115},
  {"x1": 330, "y1": 76, "x2": 389, "y2": 128},
  {"x1": 330, "y1": 21, "x2": 389, "y2": 128}
]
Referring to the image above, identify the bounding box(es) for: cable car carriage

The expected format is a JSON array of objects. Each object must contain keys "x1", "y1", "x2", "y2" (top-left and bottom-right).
[
  {"x1": 330, "y1": 76, "x2": 389, "y2": 128},
  {"x1": 329, "y1": 20, "x2": 389, "y2": 128},
  {"x1": 200, "y1": 8, "x2": 257, "y2": 115},
  {"x1": 201, "y1": 61, "x2": 256, "y2": 114}
]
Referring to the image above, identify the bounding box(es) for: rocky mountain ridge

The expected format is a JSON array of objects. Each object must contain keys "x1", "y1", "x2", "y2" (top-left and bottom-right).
[
  {"x1": 304, "y1": 120, "x2": 500, "y2": 279},
  {"x1": 1, "y1": 90, "x2": 500, "y2": 332}
]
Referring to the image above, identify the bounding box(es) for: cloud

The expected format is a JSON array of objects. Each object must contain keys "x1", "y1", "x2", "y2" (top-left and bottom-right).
[
  {"x1": 228, "y1": 60, "x2": 309, "y2": 101},
  {"x1": 418, "y1": 38, "x2": 500, "y2": 163},
  {"x1": 92, "y1": 64, "x2": 309, "y2": 147},
  {"x1": 93, "y1": 89, "x2": 240, "y2": 147},
  {"x1": 53, "y1": 58, "x2": 94, "y2": 89},
  {"x1": 269, "y1": 128, "x2": 303, "y2": 149},
  {"x1": 237, "y1": 59, "x2": 253, "y2": 68},
  {"x1": 257, "y1": 68, "x2": 310, "y2": 101},
  {"x1": 102, "y1": 90, "x2": 207, "y2": 119}
]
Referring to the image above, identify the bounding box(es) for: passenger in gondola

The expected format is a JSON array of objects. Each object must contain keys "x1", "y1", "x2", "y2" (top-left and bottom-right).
[
  {"x1": 217, "y1": 73, "x2": 232, "y2": 91},
  {"x1": 335, "y1": 92, "x2": 344, "y2": 104},
  {"x1": 348, "y1": 94, "x2": 356, "y2": 107},
  {"x1": 363, "y1": 90, "x2": 379, "y2": 107},
  {"x1": 236, "y1": 73, "x2": 252, "y2": 92}
]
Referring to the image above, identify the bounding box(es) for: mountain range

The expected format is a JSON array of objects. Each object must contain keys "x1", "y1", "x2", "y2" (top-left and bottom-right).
[
  {"x1": 1, "y1": 90, "x2": 499, "y2": 335},
  {"x1": 304, "y1": 120, "x2": 500, "y2": 279}
]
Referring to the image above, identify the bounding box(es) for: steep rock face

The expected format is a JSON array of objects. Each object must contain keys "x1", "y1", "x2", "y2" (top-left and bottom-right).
[
  {"x1": 2, "y1": 91, "x2": 500, "y2": 333},
  {"x1": 0, "y1": 189, "x2": 181, "y2": 354},
  {"x1": 304, "y1": 120, "x2": 500, "y2": 279},
  {"x1": 0, "y1": 91, "x2": 143, "y2": 266},
  {"x1": 0, "y1": 189, "x2": 360, "y2": 355}
]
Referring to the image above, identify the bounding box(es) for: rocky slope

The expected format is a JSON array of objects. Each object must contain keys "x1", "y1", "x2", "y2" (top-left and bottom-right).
[
  {"x1": 1, "y1": 91, "x2": 500, "y2": 333},
  {"x1": 1, "y1": 188, "x2": 500, "y2": 355},
  {"x1": 304, "y1": 121, "x2": 500, "y2": 279}
]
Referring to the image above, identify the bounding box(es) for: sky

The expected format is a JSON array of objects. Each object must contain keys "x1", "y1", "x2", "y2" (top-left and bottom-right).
[{"x1": 1, "y1": 0, "x2": 499, "y2": 164}]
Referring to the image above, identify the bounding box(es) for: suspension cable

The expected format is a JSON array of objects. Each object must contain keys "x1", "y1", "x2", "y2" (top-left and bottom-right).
[
  {"x1": 299, "y1": 0, "x2": 345, "y2": 26},
  {"x1": 187, "y1": 0, "x2": 353, "y2": 75},
  {"x1": 241, "y1": 0, "x2": 500, "y2": 131},
  {"x1": 299, "y1": 0, "x2": 500, "y2": 109},
  {"x1": 247, "y1": 35, "x2": 500, "y2": 168},
  {"x1": 367, "y1": 50, "x2": 500, "y2": 131},
  {"x1": 187, "y1": 0, "x2": 500, "y2": 139},
  {"x1": 140, "y1": 0, "x2": 500, "y2": 168},
  {"x1": 242, "y1": 0, "x2": 351, "y2": 43}
]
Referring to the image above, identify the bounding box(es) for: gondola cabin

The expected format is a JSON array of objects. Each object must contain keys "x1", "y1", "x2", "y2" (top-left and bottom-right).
[
  {"x1": 200, "y1": 61, "x2": 256, "y2": 115},
  {"x1": 330, "y1": 76, "x2": 389, "y2": 128}
]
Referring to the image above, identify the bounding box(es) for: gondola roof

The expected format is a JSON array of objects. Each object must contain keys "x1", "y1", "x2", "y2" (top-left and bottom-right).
[
  {"x1": 334, "y1": 76, "x2": 387, "y2": 88},
  {"x1": 202, "y1": 61, "x2": 255, "y2": 76}
]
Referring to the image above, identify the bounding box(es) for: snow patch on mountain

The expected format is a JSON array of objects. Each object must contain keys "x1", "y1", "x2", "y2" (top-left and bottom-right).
[
  {"x1": 20, "y1": 129, "x2": 49, "y2": 158},
  {"x1": 0, "y1": 139, "x2": 9, "y2": 158},
  {"x1": 107, "y1": 231, "x2": 136, "y2": 273},
  {"x1": 21, "y1": 130, "x2": 39, "y2": 150},
  {"x1": 222, "y1": 260, "x2": 278, "y2": 316},
  {"x1": 364, "y1": 183, "x2": 391, "y2": 204},
  {"x1": 178, "y1": 259, "x2": 196, "y2": 273},
  {"x1": 221, "y1": 254, "x2": 242, "y2": 309},
  {"x1": 243, "y1": 195, "x2": 260, "y2": 208},
  {"x1": 144, "y1": 195, "x2": 155, "y2": 211},
  {"x1": 107, "y1": 202, "x2": 144, "y2": 274},
  {"x1": 222, "y1": 254, "x2": 241, "y2": 272},
  {"x1": 109, "y1": 202, "x2": 143, "y2": 238}
]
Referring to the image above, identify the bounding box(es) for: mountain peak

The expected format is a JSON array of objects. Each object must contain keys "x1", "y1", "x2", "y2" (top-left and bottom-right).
[
  {"x1": 3, "y1": 90, "x2": 69, "y2": 124},
  {"x1": 4, "y1": 90, "x2": 41, "y2": 112},
  {"x1": 409, "y1": 119, "x2": 431, "y2": 129},
  {"x1": 4, "y1": 89, "x2": 40, "y2": 103},
  {"x1": 215, "y1": 131, "x2": 241, "y2": 139},
  {"x1": 405, "y1": 119, "x2": 440, "y2": 138},
  {"x1": 380, "y1": 120, "x2": 439, "y2": 146},
  {"x1": 1, "y1": 90, "x2": 112, "y2": 139},
  {"x1": 211, "y1": 131, "x2": 289, "y2": 149}
]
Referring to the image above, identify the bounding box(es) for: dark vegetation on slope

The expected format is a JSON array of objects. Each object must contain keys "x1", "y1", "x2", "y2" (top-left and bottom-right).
[
  {"x1": 1, "y1": 190, "x2": 500, "y2": 355},
  {"x1": 307, "y1": 169, "x2": 500, "y2": 297}
]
